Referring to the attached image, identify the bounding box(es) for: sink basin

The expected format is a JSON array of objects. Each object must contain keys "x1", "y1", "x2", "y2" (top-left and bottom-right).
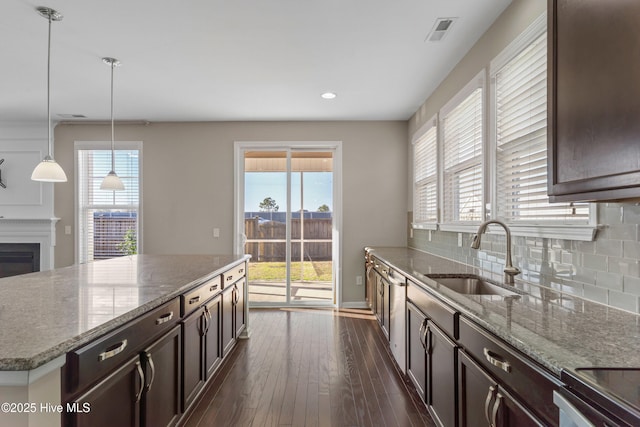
[{"x1": 427, "y1": 274, "x2": 521, "y2": 297}]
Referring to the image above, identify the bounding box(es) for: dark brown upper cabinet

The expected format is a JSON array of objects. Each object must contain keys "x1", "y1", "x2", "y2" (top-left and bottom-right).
[{"x1": 548, "y1": 0, "x2": 640, "y2": 202}]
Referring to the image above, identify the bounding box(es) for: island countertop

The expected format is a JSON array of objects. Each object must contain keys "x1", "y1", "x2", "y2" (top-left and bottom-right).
[
  {"x1": 367, "y1": 247, "x2": 640, "y2": 377},
  {"x1": 0, "y1": 254, "x2": 249, "y2": 371}
]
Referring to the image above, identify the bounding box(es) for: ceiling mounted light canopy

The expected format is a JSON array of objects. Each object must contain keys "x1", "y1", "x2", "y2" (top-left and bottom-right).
[
  {"x1": 100, "y1": 57, "x2": 124, "y2": 191},
  {"x1": 31, "y1": 6, "x2": 67, "y2": 183},
  {"x1": 321, "y1": 92, "x2": 337, "y2": 100}
]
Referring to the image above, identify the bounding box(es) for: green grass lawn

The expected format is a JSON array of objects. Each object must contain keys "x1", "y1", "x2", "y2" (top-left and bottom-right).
[{"x1": 248, "y1": 261, "x2": 332, "y2": 282}]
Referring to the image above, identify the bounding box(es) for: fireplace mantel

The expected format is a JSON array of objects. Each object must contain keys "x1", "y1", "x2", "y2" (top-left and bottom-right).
[{"x1": 0, "y1": 218, "x2": 59, "y2": 271}]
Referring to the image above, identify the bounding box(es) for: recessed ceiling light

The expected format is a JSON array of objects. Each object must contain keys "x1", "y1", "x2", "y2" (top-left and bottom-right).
[{"x1": 321, "y1": 92, "x2": 337, "y2": 99}]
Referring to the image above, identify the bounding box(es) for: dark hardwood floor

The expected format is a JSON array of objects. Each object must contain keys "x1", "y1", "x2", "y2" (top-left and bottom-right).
[{"x1": 182, "y1": 308, "x2": 435, "y2": 427}]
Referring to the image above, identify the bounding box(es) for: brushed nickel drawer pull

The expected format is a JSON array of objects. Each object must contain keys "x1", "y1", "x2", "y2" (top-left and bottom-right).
[
  {"x1": 238, "y1": 268, "x2": 244, "y2": 274},
  {"x1": 483, "y1": 348, "x2": 511, "y2": 373},
  {"x1": 209, "y1": 284, "x2": 219, "y2": 292},
  {"x1": 226, "y1": 275, "x2": 233, "y2": 282},
  {"x1": 189, "y1": 296, "x2": 201, "y2": 305},
  {"x1": 98, "y1": 339, "x2": 128, "y2": 361},
  {"x1": 155, "y1": 311, "x2": 174, "y2": 325}
]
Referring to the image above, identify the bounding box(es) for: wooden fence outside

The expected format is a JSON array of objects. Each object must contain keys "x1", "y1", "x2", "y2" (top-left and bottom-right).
[{"x1": 245, "y1": 218, "x2": 332, "y2": 262}]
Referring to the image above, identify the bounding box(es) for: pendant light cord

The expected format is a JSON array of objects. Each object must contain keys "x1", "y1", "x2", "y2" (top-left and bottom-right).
[
  {"x1": 46, "y1": 13, "x2": 52, "y2": 159},
  {"x1": 110, "y1": 61, "x2": 115, "y2": 172}
]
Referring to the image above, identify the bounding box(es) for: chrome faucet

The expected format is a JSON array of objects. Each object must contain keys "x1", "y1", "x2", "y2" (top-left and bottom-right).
[{"x1": 471, "y1": 219, "x2": 521, "y2": 285}]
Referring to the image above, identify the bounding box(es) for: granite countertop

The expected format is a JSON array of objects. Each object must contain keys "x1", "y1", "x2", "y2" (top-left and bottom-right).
[
  {"x1": 367, "y1": 247, "x2": 640, "y2": 377},
  {"x1": 0, "y1": 254, "x2": 249, "y2": 371}
]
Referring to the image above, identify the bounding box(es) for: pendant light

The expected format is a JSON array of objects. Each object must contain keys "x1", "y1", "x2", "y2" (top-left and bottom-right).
[
  {"x1": 100, "y1": 57, "x2": 124, "y2": 191},
  {"x1": 31, "y1": 7, "x2": 67, "y2": 182}
]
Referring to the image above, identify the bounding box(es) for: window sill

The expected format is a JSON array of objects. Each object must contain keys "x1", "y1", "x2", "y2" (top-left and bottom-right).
[
  {"x1": 411, "y1": 222, "x2": 438, "y2": 231},
  {"x1": 507, "y1": 224, "x2": 598, "y2": 241},
  {"x1": 438, "y1": 222, "x2": 598, "y2": 241}
]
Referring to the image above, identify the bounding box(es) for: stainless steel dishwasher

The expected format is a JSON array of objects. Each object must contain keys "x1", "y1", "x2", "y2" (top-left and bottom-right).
[{"x1": 385, "y1": 266, "x2": 407, "y2": 373}]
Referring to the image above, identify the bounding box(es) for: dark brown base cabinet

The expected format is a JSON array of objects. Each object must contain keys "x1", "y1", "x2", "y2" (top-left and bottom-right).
[
  {"x1": 222, "y1": 278, "x2": 246, "y2": 357},
  {"x1": 407, "y1": 302, "x2": 427, "y2": 400},
  {"x1": 406, "y1": 298, "x2": 457, "y2": 427},
  {"x1": 181, "y1": 294, "x2": 222, "y2": 413},
  {"x1": 71, "y1": 355, "x2": 142, "y2": 427},
  {"x1": 371, "y1": 260, "x2": 390, "y2": 340},
  {"x1": 69, "y1": 326, "x2": 182, "y2": 427},
  {"x1": 458, "y1": 350, "x2": 540, "y2": 427}
]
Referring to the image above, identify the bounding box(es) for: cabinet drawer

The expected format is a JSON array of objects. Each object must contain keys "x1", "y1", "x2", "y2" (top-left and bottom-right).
[
  {"x1": 458, "y1": 316, "x2": 561, "y2": 426},
  {"x1": 66, "y1": 298, "x2": 180, "y2": 393},
  {"x1": 222, "y1": 262, "x2": 246, "y2": 288},
  {"x1": 181, "y1": 275, "x2": 221, "y2": 316},
  {"x1": 407, "y1": 280, "x2": 458, "y2": 339}
]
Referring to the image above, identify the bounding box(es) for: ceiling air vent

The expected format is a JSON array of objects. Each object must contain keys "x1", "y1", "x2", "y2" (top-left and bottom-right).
[{"x1": 426, "y1": 17, "x2": 457, "y2": 42}]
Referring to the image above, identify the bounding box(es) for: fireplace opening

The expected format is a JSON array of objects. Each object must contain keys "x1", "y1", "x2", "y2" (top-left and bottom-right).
[{"x1": 0, "y1": 243, "x2": 40, "y2": 278}]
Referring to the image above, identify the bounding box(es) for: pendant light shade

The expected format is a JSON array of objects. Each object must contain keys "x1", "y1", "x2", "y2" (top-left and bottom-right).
[
  {"x1": 31, "y1": 6, "x2": 67, "y2": 183},
  {"x1": 100, "y1": 57, "x2": 125, "y2": 191}
]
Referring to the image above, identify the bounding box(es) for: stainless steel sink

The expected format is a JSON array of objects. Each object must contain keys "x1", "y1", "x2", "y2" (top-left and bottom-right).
[{"x1": 426, "y1": 274, "x2": 521, "y2": 297}]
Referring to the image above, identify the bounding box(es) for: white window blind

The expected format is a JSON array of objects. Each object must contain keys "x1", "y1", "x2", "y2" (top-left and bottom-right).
[
  {"x1": 442, "y1": 86, "x2": 484, "y2": 223},
  {"x1": 413, "y1": 123, "x2": 438, "y2": 224},
  {"x1": 77, "y1": 147, "x2": 140, "y2": 263},
  {"x1": 495, "y1": 32, "x2": 589, "y2": 223}
]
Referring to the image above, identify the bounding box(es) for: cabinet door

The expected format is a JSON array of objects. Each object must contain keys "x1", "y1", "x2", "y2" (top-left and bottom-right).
[
  {"x1": 406, "y1": 302, "x2": 427, "y2": 402},
  {"x1": 221, "y1": 285, "x2": 235, "y2": 357},
  {"x1": 548, "y1": 0, "x2": 640, "y2": 202},
  {"x1": 427, "y1": 322, "x2": 457, "y2": 427},
  {"x1": 458, "y1": 350, "x2": 542, "y2": 427},
  {"x1": 458, "y1": 349, "x2": 497, "y2": 427},
  {"x1": 374, "y1": 271, "x2": 383, "y2": 326},
  {"x1": 234, "y1": 279, "x2": 246, "y2": 337},
  {"x1": 141, "y1": 325, "x2": 182, "y2": 427},
  {"x1": 70, "y1": 355, "x2": 143, "y2": 427},
  {"x1": 181, "y1": 308, "x2": 205, "y2": 412},
  {"x1": 204, "y1": 295, "x2": 222, "y2": 378},
  {"x1": 381, "y1": 279, "x2": 390, "y2": 339}
]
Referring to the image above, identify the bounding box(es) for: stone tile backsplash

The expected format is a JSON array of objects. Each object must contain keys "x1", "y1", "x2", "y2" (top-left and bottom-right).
[{"x1": 408, "y1": 203, "x2": 640, "y2": 313}]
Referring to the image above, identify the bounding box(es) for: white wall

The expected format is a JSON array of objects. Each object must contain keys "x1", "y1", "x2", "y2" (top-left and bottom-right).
[
  {"x1": 54, "y1": 121, "x2": 408, "y2": 304},
  {"x1": 0, "y1": 122, "x2": 56, "y2": 219}
]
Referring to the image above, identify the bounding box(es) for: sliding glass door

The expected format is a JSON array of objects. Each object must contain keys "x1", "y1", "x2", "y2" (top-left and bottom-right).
[{"x1": 235, "y1": 143, "x2": 340, "y2": 307}]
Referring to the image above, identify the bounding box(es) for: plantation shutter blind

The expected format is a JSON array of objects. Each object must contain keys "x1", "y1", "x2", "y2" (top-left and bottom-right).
[
  {"x1": 78, "y1": 148, "x2": 140, "y2": 263},
  {"x1": 495, "y1": 32, "x2": 589, "y2": 223},
  {"x1": 442, "y1": 87, "x2": 484, "y2": 223},
  {"x1": 413, "y1": 123, "x2": 438, "y2": 223}
]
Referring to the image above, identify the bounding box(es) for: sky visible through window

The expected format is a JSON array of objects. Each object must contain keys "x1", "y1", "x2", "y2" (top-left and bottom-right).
[{"x1": 245, "y1": 171, "x2": 332, "y2": 213}]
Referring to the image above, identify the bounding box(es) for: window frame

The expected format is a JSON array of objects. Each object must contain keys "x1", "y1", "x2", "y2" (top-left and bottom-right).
[
  {"x1": 74, "y1": 140, "x2": 143, "y2": 264},
  {"x1": 412, "y1": 115, "x2": 439, "y2": 230},
  {"x1": 439, "y1": 71, "x2": 486, "y2": 233}
]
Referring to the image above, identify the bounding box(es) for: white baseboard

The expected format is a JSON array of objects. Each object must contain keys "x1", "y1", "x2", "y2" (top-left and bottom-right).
[{"x1": 340, "y1": 301, "x2": 370, "y2": 309}]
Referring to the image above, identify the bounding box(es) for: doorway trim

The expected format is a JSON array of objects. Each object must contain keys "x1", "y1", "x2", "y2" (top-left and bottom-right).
[{"x1": 233, "y1": 141, "x2": 343, "y2": 308}]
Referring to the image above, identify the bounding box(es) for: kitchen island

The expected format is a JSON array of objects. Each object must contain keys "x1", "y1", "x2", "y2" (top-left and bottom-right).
[{"x1": 0, "y1": 254, "x2": 250, "y2": 427}]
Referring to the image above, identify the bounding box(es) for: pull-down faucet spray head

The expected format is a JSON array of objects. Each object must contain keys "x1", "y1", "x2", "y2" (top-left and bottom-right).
[{"x1": 470, "y1": 220, "x2": 521, "y2": 285}]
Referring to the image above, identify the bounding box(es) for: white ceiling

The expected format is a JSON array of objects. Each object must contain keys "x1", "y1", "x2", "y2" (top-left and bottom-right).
[{"x1": 1, "y1": 0, "x2": 511, "y2": 123}]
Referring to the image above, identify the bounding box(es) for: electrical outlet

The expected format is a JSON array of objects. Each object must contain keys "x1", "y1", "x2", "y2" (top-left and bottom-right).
[
  {"x1": 356, "y1": 275, "x2": 363, "y2": 285},
  {"x1": 458, "y1": 233, "x2": 463, "y2": 247},
  {"x1": 213, "y1": 228, "x2": 220, "y2": 238},
  {"x1": 65, "y1": 225, "x2": 71, "y2": 235}
]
